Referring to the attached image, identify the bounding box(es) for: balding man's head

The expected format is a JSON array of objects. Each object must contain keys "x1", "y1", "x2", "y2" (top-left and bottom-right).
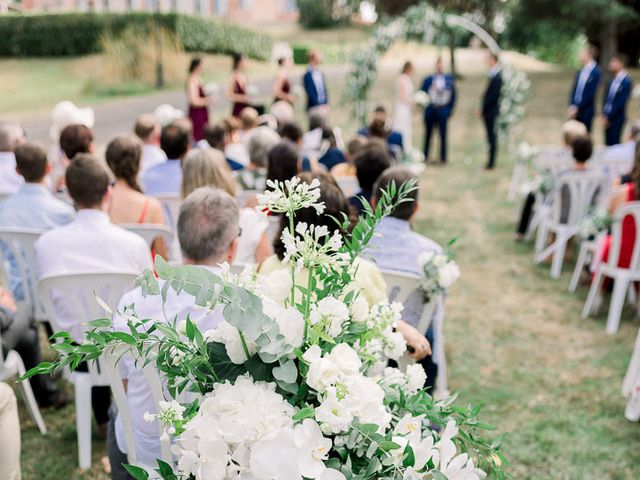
[
  {"x1": 0, "y1": 122, "x2": 25, "y2": 152},
  {"x1": 178, "y1": 187, "x2": 240, "y2": 265}
]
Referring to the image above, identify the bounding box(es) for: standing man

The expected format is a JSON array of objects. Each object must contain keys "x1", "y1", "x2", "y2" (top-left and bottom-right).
[
  {"x1": 602, "y1": 53, "x2": 633, "y2": 146},
  {"x1": 303, "y1": 50, "x2": 329, "y2": 118},
  {"x1": 480, "y1": 53, "x2": 502, "y2": 170},
  {"x1": 421, "y1": 57, "x2": 456, "y2": 164},
  {"x1": 568, "y1": 45, "x2": 601, "y2": 132}
]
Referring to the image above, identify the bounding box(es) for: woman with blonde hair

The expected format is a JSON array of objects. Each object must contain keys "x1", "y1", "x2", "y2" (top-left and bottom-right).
[{"x1": 181, "y1": 148, "x2": 272, "y2": 265}]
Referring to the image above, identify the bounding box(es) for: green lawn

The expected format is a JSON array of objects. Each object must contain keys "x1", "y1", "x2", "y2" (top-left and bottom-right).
[{"x1": 11, "y1": 46, "x2": 640, "y2": 479}]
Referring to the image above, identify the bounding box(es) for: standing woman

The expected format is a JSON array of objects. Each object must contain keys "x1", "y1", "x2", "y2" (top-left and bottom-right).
[
  {"x1": 273, "y1": 57, "x2": 295, "y2": 105},
  {"x1": 186, "y1": 57, "x2": 212, "y2": 143},
  {"x1": 228, "y1": 53, "x2": 252, "y2": 118},
  {"x1": 393, "y1": 61, "x2": 415, "y2": 149}
]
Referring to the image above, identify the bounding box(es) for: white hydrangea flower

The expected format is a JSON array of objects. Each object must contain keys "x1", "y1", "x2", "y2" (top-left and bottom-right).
[
  {"x1": 438, "y1": 261, "x2": 460, "y2": 289},
  {"x1": 405, "y1": 363, "x2": 427, "y2": 394},
  {"x1": 349, "y1": 296, "x2": 369, "y2": 323},
  {"x1": 205, "y1": 321, "x2": 256, "y2": 364},
  {"x1": 309, "y1": 296, "x2": 350, "y2": 337},
  {"x1": 258, "y1": 268, "x2": 293, "y2": 304},
  {"x1": 263, "y1": 300, "x2": 305, "y2": 349}
]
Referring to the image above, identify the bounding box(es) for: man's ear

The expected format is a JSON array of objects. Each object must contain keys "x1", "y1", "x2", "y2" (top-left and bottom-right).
[
  {"x1": 45, "y1": 163, "x2": 52, "y2": 176},
  {"x1": 227, "y1": 238, "x2": 239, "y2": 264}
]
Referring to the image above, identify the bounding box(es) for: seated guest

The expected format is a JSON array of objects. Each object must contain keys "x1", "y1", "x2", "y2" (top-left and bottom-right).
[
  {"x1": 59, "y1": 124, "x2": 94, "y2": 162},
  {"x1": 364, "y1": 166, "x2": 443, "y2": 391},
  {"x1": 108, "y1": 187, "x2": 238, "y2": 475},
  {"x1": 134, "y1": 114, "x2": 166, "y2": 175},
  {"x1": 610, "y1": 121, "x2": 640, "y2": 185},
  {"x1": 222, "y1": 117, "x2": 250, "y2": 168},
  {"x1": 141, "y1": 122, "x2": 190, "y2": 195},
  {"x1": 0, "y1": 122, "x2": 26, "y2": 195},
  {"x1": 105, "y1": 136, "x2": 169, "y2": 260},
  {"x1": 266, "y1": 140, "x2": 302, "y2": 187},
  {"x1": 239, "y1": 126, "x2": 280, "y2": 191},
  {"x1": 239, "y1": 107, "x2": 259, "y2": 143},
  {"x1": 331, "y1": 136, "x2": 367, "y2": 178},
  {"x1": 0, "y1": 142, "x2": 75, "y2": 301},
  {"x1": 202, "y1": 121, "x2": 244, "y2": 171},
  {"x1": 350, "y1": 143, "x2": 392, "y2": 214},
  {"x1": 270, "y1": 101, "x2": 294, "y2": 129},
  {"x1": 358, "y1": 103, "x2": 404, "y2": 156},
  {"x1": 258, "y1": 172, "x2": 431, "y2": 359},
  {"x1": 561, "y1": 120, "x2": 588, "y2": 149},
  {"x1": 318, "y1": 127, "x2": 346, "y2": 171},
  {"x1": 280, "y1": 121, "x2": 318, "y2": 172},
  {"x1": 35, "y1": 155, "x2": 152, "y2": 433},
  {"x1": 181, "y1": 149, "x2": 271, "y2": 265},
  {"x1": 515, "y1": 134, "x2": 593, "y2": 237},
  {"x1": 0, "y1": 382, "x2": 21, "y2": 480},
  {"x1": 301, "y1": 111, "x2": 326, "y2": 157}
]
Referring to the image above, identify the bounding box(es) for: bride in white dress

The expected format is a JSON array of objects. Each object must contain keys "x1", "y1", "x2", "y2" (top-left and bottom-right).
[{"x1": 393, "y1": 61, "x2": 415, "y2": 150}]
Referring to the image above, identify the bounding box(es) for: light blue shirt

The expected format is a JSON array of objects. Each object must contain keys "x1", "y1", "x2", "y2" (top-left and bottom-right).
[
  {"x1": 364, "y1": 216, "x2": 444, "y2": 332},
  {"x1": 0, "y1": 183, "x2": 75, "y2": 300},
  {"x1": 140, "y1": 159, "x2": 182, "y2": 195}
]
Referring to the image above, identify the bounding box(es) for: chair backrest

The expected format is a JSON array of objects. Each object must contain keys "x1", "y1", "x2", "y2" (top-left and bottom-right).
[
  {"x1": 607, "y1": 201, "x2": 640, "y2": 270},
  {"x1": 120, "y1": 224, "x2": 175, "y2": 249},
  {"x1": 600, "y1": 157, "x2": 633, "y2": 180},
  {"x1": 0, "y1": 227, "x2": 46, "y2": 320},
  {"x1": 381, "y1": 269, "x2": 420, "y2": 306},
  {"x1": 37, "y1": 272, "x2": 138, "y2": 382},
  {"x1": 151, "y1": 194, "x2": 181, "y2": 232},
  {"x1": 102, "y1": 345, "x2": 174, "y2": 467},
  {"x1": 236, "y1": 190, "x2": 261, "y2": 208},
  {"x1": 532, "y1": 146, "x2": 574, "y2": 174},
  {"x1": 267, "y1": 215, "x2": 282, "y2": 243},
  {"x1": 335, "y1": 176, "x2": 360, "y2": 199},
  {"x1": 549, "y1": 172, "x2": 609, "y2": 227}
]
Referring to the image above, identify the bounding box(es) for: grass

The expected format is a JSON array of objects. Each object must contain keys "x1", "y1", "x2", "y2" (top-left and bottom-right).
[{"x1": 10, "y1": 43, "x2": 640, "y2": 479}]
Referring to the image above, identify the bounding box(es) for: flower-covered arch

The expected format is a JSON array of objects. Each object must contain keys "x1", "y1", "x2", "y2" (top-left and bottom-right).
[{"x1": 345, "y1": 3, "x2": 531, "y2": 138}]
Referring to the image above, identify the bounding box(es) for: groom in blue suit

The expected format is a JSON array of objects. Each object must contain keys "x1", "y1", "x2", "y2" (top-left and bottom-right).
[
  {"x1": 421, "y1": 57, "x2": 456, "y2": 163},
  {"x1": 568, "y1": 45, "x2": 601, "y2": 132},
  {"x1": 602, "y1": 53, "x2": 633, "y2": 146}
]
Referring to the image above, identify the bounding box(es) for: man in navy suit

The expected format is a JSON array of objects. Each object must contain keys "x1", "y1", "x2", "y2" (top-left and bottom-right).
[
  {"x1": 568, "y1": 45, "x2": 601, "y2": 132},
  {"x1": 480, "y1": 53, "x2": 502, "y2": 170},
  {"x1": 421, "y1": 57, "x2": 456, "y2": 163},
  {"x1": 303, "y1": 50, "x2": 329, "y2": 115},
  {"x1": 602, "y1": 53, "x2": 633, "y2": 146}
]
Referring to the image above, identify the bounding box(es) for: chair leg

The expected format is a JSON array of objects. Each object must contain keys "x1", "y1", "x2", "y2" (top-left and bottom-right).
[
  {"x1": 628, "y1": 284, "x2": 638, "y2": 306},
  {"x1": 606, "y1": 277, "x2": 630, "y2": 335},
  {"x1": 583, "y1": 269, "x2": 604, "y2": 318},
  {"x1": 16, "y1": 358, "x2": 47, "y2": 435},
  {"x1": 550, "y1": 238, "x2": 567, "y2": 279},
  {"x1": 75, "y1": 376, "x2": 93, "y2": 469},
  {"x1": 569, "y1": 243, "x2": 588, "y2": 292},
  {"x1": 534, "y1": 222, "x2": 548, "y2": 257}
]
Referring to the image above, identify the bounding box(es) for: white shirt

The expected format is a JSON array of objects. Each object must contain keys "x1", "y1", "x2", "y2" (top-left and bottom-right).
[
  {"x1": 234, "y1": 208, "x2": 269, "y2": 266},
  {"x1": 140, "y1": 144, "x2": 167, "y2": 176},
  {"x1": 489, "y1": 64, "x2": 501, "y2": 78},
  {"x1": 574, "y1": 60, "x2": 596, "y2": 104},
  {"x1": 0, "y1": 152, "x2": 24, "y2": 195},
  {"x1": 225, "y1": 143, "x2": 250, "y2": 167},
  {"x1": 603, "y1": 140, "x2": 636, "y2": 165},
  {"x1": 310, "y1": 68, "x2": 326, "y2": 104},
  {"x1": 34, "y1": 209, "x2": 153, "y2": 342},
  {"x1": 113, "y1": 265, "x2": 224, "y2": 468}
]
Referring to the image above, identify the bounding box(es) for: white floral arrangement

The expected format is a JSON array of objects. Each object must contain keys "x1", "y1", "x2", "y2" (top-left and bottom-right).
[
  {"x1": 579, "y1": 207, "x2": 614, "y2": 240},
  {"x1": 25, "y1": 178, "x2": 506, "y2": 480},
  {"x1": 497, "y1": 65, "x2": 532, "y2": 139},
  {"x1": 519, "y1": 170, "x2": 555, "y2": 196},
  {"x1": 204, "y1": 82, "x2": 221, "y2": 97},
  {"x1": 414, "y1": 90, "x2": 431, "y2": 108},
  {"x1": 417, "y1": 249, "x2": 460, "y2": 303},
  {"x1": 247, "y1": 84, "x2": 260, "y2": 98}
]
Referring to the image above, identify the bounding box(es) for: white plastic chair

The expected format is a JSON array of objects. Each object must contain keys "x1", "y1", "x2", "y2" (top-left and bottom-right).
[
  {"x1": 120, "y1": 224, "x2": 175, "y2": 249},
  {"x1": 236, "y1": 189, "x2": 261, "y2": 208},
  {"x1": 151, "y1": 194, "x2": 181, "y2": 233},
  {"x1": 381, "y1": 269, "x2": 448, "y2": 398},
  {"x1": 623, "y1": 328, "x2": 640, "y2": 399},
  {"x1": 582, "y1": 202, "x2": 640, "y2": 334},
  {"x1": 535, "y1": 172, "x2": 609, "y2": 279},
  {"x1": 38, "y1": 272, "x2": 138, "y2": 469},
  {"x1": 0, "y1": 330, "x2": 47, "y2": 434},
  {"x1": 569, "y1": 233, "x2": 606, "y2": 293},
  {"x1": 0, "y1": 227, "x2": 46, "y2": 322},
  {"x1": 102, "y1": 345, "x2": 174, "y2": 469},
  {"x1": 335, "y1": 176, "x2": 360, "y2": 199}
]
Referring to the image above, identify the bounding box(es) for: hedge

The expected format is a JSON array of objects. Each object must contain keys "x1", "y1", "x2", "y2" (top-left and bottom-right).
[{"x1": 0, "y1": 12, "x2": 272, "y2": 60}]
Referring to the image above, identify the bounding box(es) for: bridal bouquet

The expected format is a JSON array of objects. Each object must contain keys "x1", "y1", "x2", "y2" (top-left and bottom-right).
[
  {"x1": 26, "y1": 178, "x2": 506, "y2": 480},
  {"x1": 579, "y1": 207, "x2": 614, "y2": 240},
  {"x1": 417, "y1": 246, "x2": 460, "y2": 304},
  {"x1": 413, "y1": 90, "x2": 431, "y2": 108}
]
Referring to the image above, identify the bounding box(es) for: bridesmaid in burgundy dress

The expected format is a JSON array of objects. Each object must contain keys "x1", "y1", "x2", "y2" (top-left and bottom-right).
[
  {"x1": 273, "y1": 57, "x2": 295, "y2": 105},
  {"x1": 228, "y1": 53, "x2": 252, "y2": 118},
  {"x1": 186, "y1": 58, "x2": 212, "y2": 142}
]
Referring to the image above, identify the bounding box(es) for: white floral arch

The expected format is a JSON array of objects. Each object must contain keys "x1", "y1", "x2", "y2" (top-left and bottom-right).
[{"x1": 345, "y1": 3, "x2": 530, "y2": 138}]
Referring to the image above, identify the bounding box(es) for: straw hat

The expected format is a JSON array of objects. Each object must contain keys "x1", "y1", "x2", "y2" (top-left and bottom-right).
[
  {"x1": 153, "y1": 104, "x2": 184, "y2": 127},
  {"x1": 49, "y1": 101, "x2": 95, "y2": 141}
]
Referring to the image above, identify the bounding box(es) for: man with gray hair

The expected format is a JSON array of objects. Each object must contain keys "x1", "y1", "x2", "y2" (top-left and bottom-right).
[
  {"x1": 0, "y1": 121, "x2": 26, "y2": 195},
  {"x1": 108, "y1": 187, "x2": 240, "y2": 479},
  {"x1": 239, "y1": 126, "x2": 280, "y2": 191}
]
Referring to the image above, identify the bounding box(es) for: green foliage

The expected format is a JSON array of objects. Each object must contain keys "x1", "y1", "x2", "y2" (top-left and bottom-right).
[
  {"x1": 292, "y1": 44, "x2": 310, "y2": 65},
  {"x1": 0, "y1": 12, "x2": 272, "y2": 60},
  {"x1": 297, "y1": 0, "x2": 336, "y2": 29}
]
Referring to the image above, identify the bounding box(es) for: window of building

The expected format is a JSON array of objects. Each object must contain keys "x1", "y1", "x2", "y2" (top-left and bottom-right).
[
  {"x1": 215, "y1": 0, "x2": 228, "y2": 15},
  {"x1": 239, "y1": 0, "x2": 251, "y2": 9}
]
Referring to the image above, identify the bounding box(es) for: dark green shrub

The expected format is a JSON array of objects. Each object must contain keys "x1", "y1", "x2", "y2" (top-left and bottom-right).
[
  {"x1": 292, "y1": 45, "x2": 310, "y2": 65},
  {"x1": 0, "y1": 12, "x2": 272, "y2": 59},
  {"x1": 297, "y1": 0, "x2": 335, "y2": 29}
]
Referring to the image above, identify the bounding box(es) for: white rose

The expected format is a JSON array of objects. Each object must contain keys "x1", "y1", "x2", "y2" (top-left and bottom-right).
[
  {"x1": 207, "y1": 321, "x2": 256, "y2": 364},
  {"x1": 305, "y1": 357, "x2": 340, "y2": 393},
  {"x1": 263, "y1": 301, "x2": 305, "y2": 348},
  {"x1": 349, "y1": 296, "x2": 369, "y2": 323},
  {"x1": 438, "y1": 262, "x2": 460, "y2": 289},
  {"x1": 315, "y1": 391, "x2": 353, "y2": 434},
  {"x1": 405, "y1": 363, "x2": 427, "y2": 394},
  {"x1": 258, "y1": 268, "x2": 292, "y2": 304},
  {"x1": 327, "y1": 343, "x2": 362, "y2": 375},
  {"x1": 418, "y1": 251, "x2": 435, "y2": 269}
]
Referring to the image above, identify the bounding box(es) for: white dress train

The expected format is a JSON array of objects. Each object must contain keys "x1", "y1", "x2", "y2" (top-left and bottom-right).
[{"x1": 393, "y1": 74, "x2": 414, "y2": 150}]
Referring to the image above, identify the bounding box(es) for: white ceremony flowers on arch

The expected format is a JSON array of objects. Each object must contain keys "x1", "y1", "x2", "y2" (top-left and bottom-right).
[{"x1": 345, "y1": 3, "x2": 531, "y2": 140}]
